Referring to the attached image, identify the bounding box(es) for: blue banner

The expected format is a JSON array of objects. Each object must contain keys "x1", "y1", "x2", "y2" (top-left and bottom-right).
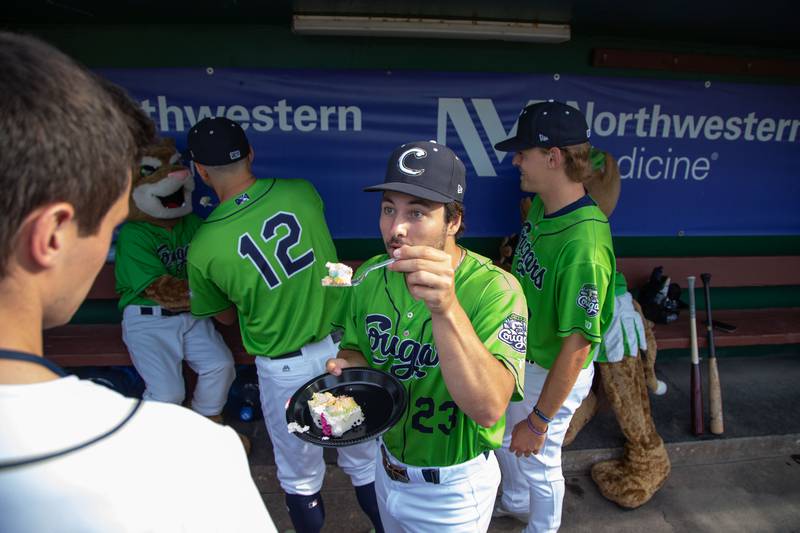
[{"x1": 99, "y1": 68, "x2": 800, "y2": 238}]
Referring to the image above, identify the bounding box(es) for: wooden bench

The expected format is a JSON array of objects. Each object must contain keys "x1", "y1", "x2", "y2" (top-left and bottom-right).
[
  {"x1": 43, "y1": 256, "x2": 800, "y2": 368},
  {"x1": 43, "y1": 260, "x2": 365, "y2": 368},
  {"x1": 616, "y1": 256, "x2": 800, "y2": 350}
]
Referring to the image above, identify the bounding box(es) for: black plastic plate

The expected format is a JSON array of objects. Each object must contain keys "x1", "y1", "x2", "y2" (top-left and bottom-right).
[{"x1": 285, "y1": 367, "x2": 407, "y2": 448}]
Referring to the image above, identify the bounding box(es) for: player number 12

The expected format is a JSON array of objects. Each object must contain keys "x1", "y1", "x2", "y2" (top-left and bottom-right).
[{"x1": 238, "y1": 211, "x2": 314, "y2": 289}]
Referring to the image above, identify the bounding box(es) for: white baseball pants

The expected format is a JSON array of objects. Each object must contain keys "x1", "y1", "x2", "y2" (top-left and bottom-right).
[
  {"x1": 375, "y1": 444, "x2": 500, "y2": 532},
  {"x1": 254, "y1": 334, "x2": 377, "y2": 495},
  {"x1": 121, "y1": 305, "x2": 235, "y2": 416},
  {"x1": 495, "y1": 361, "x2": 594, "y2": 533}
]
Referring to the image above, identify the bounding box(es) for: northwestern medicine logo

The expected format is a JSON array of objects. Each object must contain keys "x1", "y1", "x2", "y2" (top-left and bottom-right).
[
  {"x1": 436, "y1": 98, "x2": 800, "y2": 181},
  {"x1": 141, "y1": 92, "x2": 800, "y2": 183}
]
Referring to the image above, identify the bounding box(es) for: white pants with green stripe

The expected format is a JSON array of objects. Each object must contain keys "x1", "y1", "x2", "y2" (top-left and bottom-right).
[
  {"x1": 254, "y1": 334, "x2": 377, "y2": 495},
  {"x1": 496, "y1": 361, "x2": 594, "y2": 533}
]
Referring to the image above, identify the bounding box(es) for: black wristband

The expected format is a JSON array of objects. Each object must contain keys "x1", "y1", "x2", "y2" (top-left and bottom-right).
[{"x1": 532, "y1": 405, "x2": 553, "y2": 424}]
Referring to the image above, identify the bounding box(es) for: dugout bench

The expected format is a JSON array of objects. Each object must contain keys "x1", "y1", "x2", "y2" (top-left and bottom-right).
[{"x1": 43, "y1": 256, "x2": 800, "y2": 370}]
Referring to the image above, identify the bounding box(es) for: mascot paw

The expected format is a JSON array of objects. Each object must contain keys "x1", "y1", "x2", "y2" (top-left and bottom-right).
[
  {"x1": 591, "y1": 444, "x2": 671, "y2": 509},
  {"x1": 654, "y1": 380, "x2": 668, "y2": 396}
]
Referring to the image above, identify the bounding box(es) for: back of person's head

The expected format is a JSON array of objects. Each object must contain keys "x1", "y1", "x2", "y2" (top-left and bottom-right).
[
  {"x1": 187, "y1": 116, "x2": 252, "y2": 181},
  {"x1": 494, "y1": 100, "x2": 592, "y2": 183},
  {"x1": 0, "y1": 32, "x2": 135, "y2": 278},
  {"x1": 93, "y1": 73, "x2": 158, "y2": 160}
]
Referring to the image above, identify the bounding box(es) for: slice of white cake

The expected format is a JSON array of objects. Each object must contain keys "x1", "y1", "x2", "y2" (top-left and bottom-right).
[
  {"x1": 321, "y1": 262, "x2": 353, "y2": 286},
  {"x1": 307, "y1": 391, "x2": 365, "y2": 437}
]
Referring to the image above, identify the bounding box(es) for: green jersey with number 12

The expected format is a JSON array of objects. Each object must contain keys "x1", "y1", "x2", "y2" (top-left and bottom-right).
[
  {"x1": 339, "y1": 250, "x2": 527, "y2": 467},
  {"x1": 188, "y1": 178, "x2": 345, "y2": 356}
]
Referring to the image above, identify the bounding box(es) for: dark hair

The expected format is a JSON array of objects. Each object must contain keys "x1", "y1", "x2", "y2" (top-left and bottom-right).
[
  {"x1": 0, "y1": 32, "x2": 135, "y2": 276},
  {"x1": 94, "y1": 74, "x2": 158, "y2": 160},
  {"x1": 445, "y1": 202, "x2": 466, "y2": 240}
]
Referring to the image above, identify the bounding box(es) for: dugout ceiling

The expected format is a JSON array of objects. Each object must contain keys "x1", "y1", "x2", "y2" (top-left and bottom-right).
[{"x1": 1, "y1": 0, "x2": 799, "y2": 50}]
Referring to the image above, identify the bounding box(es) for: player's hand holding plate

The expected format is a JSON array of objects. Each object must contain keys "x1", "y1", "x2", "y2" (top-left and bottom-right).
[{"x1": 285, "y1": 367, "x2": 407, "y2": 448}]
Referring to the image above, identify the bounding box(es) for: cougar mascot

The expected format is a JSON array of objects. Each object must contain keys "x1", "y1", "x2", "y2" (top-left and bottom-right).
[{"x1": 115, "y1": 137, "x2": 249, "y2": 453}]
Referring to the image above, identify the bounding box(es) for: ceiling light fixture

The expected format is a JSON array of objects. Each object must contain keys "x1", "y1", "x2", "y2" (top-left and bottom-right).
[{"x1": 292, "y1": 15, "x2": 570, "y2": 43}]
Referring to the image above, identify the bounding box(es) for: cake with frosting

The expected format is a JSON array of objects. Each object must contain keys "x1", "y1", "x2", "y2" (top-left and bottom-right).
[
  {"x1": 321, "y1": 262, "x2": 353, "y2": 286},
  {"x1": 307, "y1": 391, "x2": 365, "y2": 437}
]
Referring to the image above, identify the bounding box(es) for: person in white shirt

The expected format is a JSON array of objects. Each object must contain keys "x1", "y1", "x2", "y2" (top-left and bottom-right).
[{"x1": 0, "y1": 31, "x2": 276, "y2": 533}]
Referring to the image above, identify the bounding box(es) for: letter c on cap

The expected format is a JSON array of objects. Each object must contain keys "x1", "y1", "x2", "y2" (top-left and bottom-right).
[{"x1": 398, "y1": 148, "x2": 427, "y2": 176}]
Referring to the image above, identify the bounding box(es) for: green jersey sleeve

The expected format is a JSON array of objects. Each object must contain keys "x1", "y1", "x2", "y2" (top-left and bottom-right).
[
  {"x1": 555, "y1": 241, "x2": 615, "y2": 350},
  {"x1": 465, "y1": 273, "x2": 527, "y2": 402},
  {"x1": 188, "y1": 261, "x2": 233, "y2": 317}
]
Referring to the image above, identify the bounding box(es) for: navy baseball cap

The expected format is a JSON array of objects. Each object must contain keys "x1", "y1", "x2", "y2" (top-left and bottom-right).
[
  {"x1": 364, "y1": 140, "x2": 466, "y2": 204},
  {"x1": 494, "y1": 101, "x2": 590, "y2": 153},
  {"x1": 187, "y1": 117, "x2": 250, "y2": 165}
]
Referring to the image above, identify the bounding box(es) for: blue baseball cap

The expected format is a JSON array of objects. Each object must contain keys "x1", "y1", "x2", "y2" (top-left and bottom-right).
[
  {"x1": 187, "y1": 117, "x2": 250, "y2": 166},
  {"x1": 365, "y1": 140, "x2": 466, "y2": 204},
  {"x1": 495, "y1": 101, "x2": 590, "y2": 152}
]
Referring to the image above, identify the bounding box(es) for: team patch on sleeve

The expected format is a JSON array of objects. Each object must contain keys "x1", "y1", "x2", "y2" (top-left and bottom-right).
[
  {"x1": 498, "y1": 313, "x2": 527, "y2": 353},
  {"x1": 577, "y1": 284, "x2": 600, "y2": 317}
]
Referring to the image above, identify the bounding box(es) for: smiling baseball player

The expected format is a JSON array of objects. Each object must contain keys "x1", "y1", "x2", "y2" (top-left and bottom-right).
[
  {"x1": 327, "y1": 140, "x2": 528, "y2": 532},
  {"x1": 492, "y1": 101, "x2": 616, "y2": 532}
]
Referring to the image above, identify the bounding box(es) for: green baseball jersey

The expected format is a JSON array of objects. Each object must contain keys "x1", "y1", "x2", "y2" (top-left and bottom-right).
[
  {"x1": 114, "y1": 214, "x2": 202, "y2": 310},
  {"x1": 339, "y1": 249, "x2": 527, "y2": 467},
  {"x1": 512, "y1": 195, "x2": 615, "y2": 369},
  {"x1": 188, "y1": 178, "x2": 345, "y2": 357}
]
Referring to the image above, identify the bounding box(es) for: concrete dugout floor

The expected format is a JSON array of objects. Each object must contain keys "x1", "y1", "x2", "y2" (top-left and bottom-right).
[{"x1": 227, "y1": 352, "x2": 800, "y2": 533}]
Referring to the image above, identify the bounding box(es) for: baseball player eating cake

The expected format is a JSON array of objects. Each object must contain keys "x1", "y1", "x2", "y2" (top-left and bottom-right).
[
  {"x1": 326, "y1": 140, "x2": 528, "y2": 532},
  {"x1": 321, "y1": 262, "x2": 353, "y2": 286},
  {"x1": 308, "y1": 392, "x2": 365, "y2": 437}
]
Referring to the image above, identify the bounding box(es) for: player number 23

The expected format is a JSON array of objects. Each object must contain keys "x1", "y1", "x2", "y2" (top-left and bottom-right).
[
  {"x1": 412, "y1": 397, "x2": 457, "y2": 435},
  {"x1": 238, "y1": 212, "x2": 314, "y2": 289}
]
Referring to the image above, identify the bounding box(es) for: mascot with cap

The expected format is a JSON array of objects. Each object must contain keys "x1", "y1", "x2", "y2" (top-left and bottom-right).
[
  {"x1": 498, "y1": 148, "x2": 670, "y2": 509},
  {"x1": 114, "y1": 136, "x2": 249, "y2": 453}
]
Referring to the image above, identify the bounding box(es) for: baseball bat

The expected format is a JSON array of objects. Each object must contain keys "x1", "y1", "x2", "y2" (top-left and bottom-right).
[
  {"x1": 701, "y1": 273, "x2": 724, "y2": 435},
  {"x1": 687, "y1": 276, "x2": 704, "y2": 435}
]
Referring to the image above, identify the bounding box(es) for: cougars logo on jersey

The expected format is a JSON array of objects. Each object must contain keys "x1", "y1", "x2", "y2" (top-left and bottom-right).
[
  {"x1": 365, "y1": 314, "x2": 438, "y2": 380},
  {"x1": 498, "y1": 313, "x2": 527, "y2": 353},
  {"x1": 156, "y1": 243, "x2": 189, "y2": 275},
  {"x1": 514, "y1": 221, "x2": 546, "y2": 289},
  {"x1": 577, "y1": 283, "x2": 600, "y2": 317}
]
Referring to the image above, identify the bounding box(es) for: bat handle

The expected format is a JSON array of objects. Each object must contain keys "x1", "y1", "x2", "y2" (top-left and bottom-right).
[
  {"x1": 690, "y1": 363, "x2": 704, "y2": 435},
  {"x1": 701, "y1": 273, "x2": 717, "y2": 360}
]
